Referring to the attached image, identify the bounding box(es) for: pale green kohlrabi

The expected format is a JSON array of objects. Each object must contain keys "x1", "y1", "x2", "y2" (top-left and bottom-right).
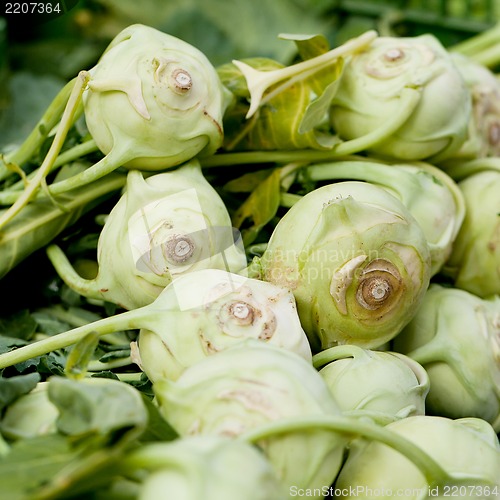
[
  {"x1": 302, "y1": 159, "x2": 465, "y2": 276},
  {"x1": 313, "y1": 345, "x2": 429, "y2": 424},
  {"x1": 124, "y1": 436, "x2": 288, "y2": 500},
  {"x1": 329, "y1": 34, "x2": 471, "y2": 162},
  {"x1": 47, "y1": 23, "x2": 231, "y2": 196},
  {"x1": 46, "y1": 160, "x2": 247, "y2": 310},
  {"x1": 255, "y1": 181, "x2": 432, "y2": 352},
  {"x1": 0, "y1": 270, "x2": 311, "y2": 379},
  {"x1": 443, "y1": 53, "x2": 500, "y2": 162},
  {"x1": 443, "y1": 168, "x2": 500, "y2": 298},
  {"x1": 335, "y1": 415, "x2": 500, "y2": 499},
  {"x1": 393, "y1": 284, "x2": 500, "y2": 430},
  {"x1": 0, "y1": 382, "x2": 58, "y2": 440},
  {"x1": 153, "y1": 340, "x2": 347, "y2": 496},
  {"x1": 135, "y1": 269, "x2": 312, "y2": 382}
]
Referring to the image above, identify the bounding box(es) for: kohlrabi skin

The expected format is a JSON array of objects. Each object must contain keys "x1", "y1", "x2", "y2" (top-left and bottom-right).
[
  {"x1": 314, "y1": 345, "x2": 429, "y2": 423},
  {"x1": 256, "y1": 181, "x2": 431, "y2": 352},
  {"x1": 443, "y1": 170, "x2": 500, "y2": 298},
  {"x1": 445, "y1": 53, "x2": 500, "y2": 161},
  {"x1": 135, "y1": 269, "x2": 312, "y2": 382},
  {"x1": 47, "y1": 160, "x2": 247, "y2": 310},
  {"x1": 303, "y1": 159, "x2": 465, "y2": 276},
  {"x1": 127, "y1": 436, "x2": 288, "y2": 500},
  {"x1": 334, "y1": 416, "x2": 500, "y2": 499},
  {"x1": 84, "y1": 23, "x2": 229, "y2": 170},
  {"x1": 329, "y1": 34, "x2": 471, "y2": 162},
  {"x1": 0, "y1": 382, "x2": 59, "y2": 440},
  {"x1": 153, "y1": 340, "x2": 347, "y2": 495},
  {"x1": 393, "y1": 284, "x2": 500, "y2": 429}
]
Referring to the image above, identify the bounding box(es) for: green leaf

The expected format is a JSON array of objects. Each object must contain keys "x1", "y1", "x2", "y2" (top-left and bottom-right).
[
  {"x1": 224, "y1": 169, "x2": 276, "y2": 193},
  {"x1": 298, "y1": 59, "x2": 345, "y2": 143},
  {"x1": 31, "y1": 312, "x2": 71, "y2": 336},
  {"x1": 279, "y1": 32, "x2": 331, "y2": 60},
  {"x1": 0, "y1": 72, "x2": 65, "y2": 152},
  {"x1": 91, "y1": 0, "x2": 329, "y2": 65},
  {"x1": 98, "y1": 349, "x2": 131, "y2": 363},
  {"x1": 0, "y1": 336, "x2": 27, "y2": 356},
  {"x1": 0, "y1": 310, "x2": 37, "y2": 341},
  {"x1": 48, "y1": 376, "x2": 148, "y2": 438},
  {"x1": 0, "y1": 434, "x2": 77, "y2": 500},
  {"x1": 0, "y1": 431, "x2": 132, "y2": 500},
  {"x1": 232, "y1": 168, "x2": 282, "y2": 245},
  {"x1": 219, "y1": 55, "x2": 344, "y2": 151},
  {"x1": 0, "y1": 372, "x2": 40, "y2": 411},
  {"x1": 139, "y1": 395, "x2": 178, "y2": 443},
  {"x1": 0, "y1": 172, "x2": 125, "y2": 280},
  {"x1": 12, "y1": 352, "x2": 66, "y2": 378},
  {"x1": 65, "y1": 331, "x2": 100, "y2": 380}
]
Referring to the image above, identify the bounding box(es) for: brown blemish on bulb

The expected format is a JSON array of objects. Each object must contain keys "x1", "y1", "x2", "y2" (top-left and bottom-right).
[
  {"x1": 203, "y1": 109, "x2": 223, "y2": 136},
  {"x1": 198, "y1": 330, "x2": 220, "y2": 354},
  {"x1": 488, "y1": 121, "x2": 500, "y2": 146}
]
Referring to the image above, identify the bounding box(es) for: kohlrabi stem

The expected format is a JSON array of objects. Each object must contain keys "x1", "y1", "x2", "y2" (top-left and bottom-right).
[
  {"x1": 120, "y1": 446, "x2": 195, "y2": 473},
  {"x1": 0, "y1": 307, "x2": 149, "y2": 369},
  {"x1": 52, "y1": 139, "x2": 99, "y2": 168},
  {"x1": 201, "y1": 87, "x2": 420, "y2": 168},
  {"x1": 46, "y1": 244, "x2": 100, "y2": 297},
  {"x1": 312, "y1": 345, "x2": 366, "y2": 369},
  {"x1": 233, "y1": 30, "x2": 378, "y2": 118},
  {"x1": 87, "y1": 356, "x2": 133, "y2": 372},
  {"x1": 239, "y1": 415, "x2": 451, "y2": 487},
  {"x1": 305, "y1": 160, "x2": 396, "y2": 183},
  {"x1": 46, "y1": 144, "x2": 134, "y2": 196},
  {"x1": 468, "y1": 43, "x2": 500, "y2": 69},
  {"x1": 442, "y1": 157, "x2": 500, "y2": 181},
  {"x1": 0, "y1": 72, "x2": 90, "y2": 230},
  {"x1": 304, "y1": 160, "x2": 417, "y2": 196},
  {"x1": 450, "y1": 22, "x2": 500, "y2": 58},
  {"x1": 114, "y1": 372, "x2": 145, "y2": 383},
  {"x1": 0, "y1": 77, "x2": 77, "y2": 182},
  {"x1": 0, "y1": 140, "x2": 101, "y2": 205},
  {"x1": 279, "y1": 192, "x2": 302, "y2": 208},
  {"x1": 331, "y1": 87, "x2": 421, "y2": 154},
  {"x1": 0, "y1": 433, "x2": 10, "y2": 457}
]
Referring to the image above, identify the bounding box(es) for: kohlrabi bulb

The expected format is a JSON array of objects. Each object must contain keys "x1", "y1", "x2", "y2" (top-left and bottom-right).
[
  {"x1": 135, "y1": 269, "x2": 312, "y2": 382},
  {"x1": 447, "y1": 53, "x2": 500, "y2": 160},
  {"x1": 47, "y1": 160, "x2": 247, "y2": 310},
  {"x1": 83, "y1": 23, "x2": 230, "y2": 170},
  {"x1": 153, "y1": 340, "x2": 347, "y2": 495},
  {"x1": 315, "y1": 345, "x2": 429, "y2": 422},
  {"x1": 256, "y1": 181, "x2": 431, "y2": 351},
  {"x1": 0, "y1": 382, "x2": 58, "y2": 440},
  {"x1": 443, "y1": 169, "x2": 500, "y2": 298},
  {"x1": 330, "y1": 34, "x2": 471, "y2": 161},
  {"x1": 303, "y1": 159, "x2": 465, "y2": 276},
  {"x1": 335, "y1": 416, "x2": 500, "y2": 498},
  {"x1": 130, "y1": 436, "x2": 287, "y2": 500},
  {"x1": 386, "y1": 162, "x2": 464, "y2": 276},
  {"x1": 393, "y1": 284, "x2": 500, "y2": 428}
]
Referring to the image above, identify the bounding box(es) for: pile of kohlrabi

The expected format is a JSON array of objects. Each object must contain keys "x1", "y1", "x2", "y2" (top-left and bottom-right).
[{"x1": 0, "y1": 21, "x2": 499, "y2": 500}]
